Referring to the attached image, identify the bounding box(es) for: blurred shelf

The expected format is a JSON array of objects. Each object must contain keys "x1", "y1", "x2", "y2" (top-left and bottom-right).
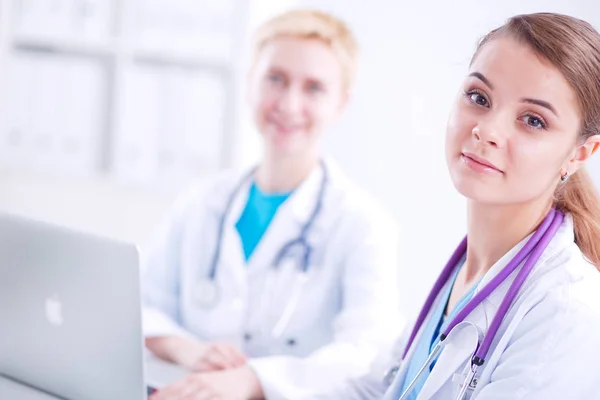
[
  {"x1": 132, "y1": 46, "x2": 232, "y2": 71},
  {"x1": 12, "y1": 33, "x2": 115, "y2": 58},
  {"x1": 12, "y1": 34, "x2": 233, "y2": 72},
  {"x1": 0, "y1": 0, "x2": 250, "y2": 189}
]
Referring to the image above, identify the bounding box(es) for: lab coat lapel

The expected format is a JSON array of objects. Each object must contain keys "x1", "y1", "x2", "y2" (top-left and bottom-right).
[
  {"x1": 205, "y1": 172, "x2": 252, "y2": 290},
  {"x1": 418, "y1": 214, "x2": 575, "y2": 399},
  {"x1": 384, "y1": 288, "x2": 451, "y2": 400},
  {"x1": 417, "y1": 311, "x2": 486, "y2": 399},
  {"x1": 246, "y1": 163, "x2": 325, "y2": 273},
  {"x1": 417, "y1": 240, "x2": 526, "y2": 399}
]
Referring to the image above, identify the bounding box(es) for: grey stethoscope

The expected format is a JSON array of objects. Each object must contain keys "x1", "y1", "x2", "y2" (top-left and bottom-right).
[
  {"x1": 193, "y1": 161, "x2": 328, "y2": 337},
  {"x1": 383, "y1": 208, "x2": 564, "y2": 400}
]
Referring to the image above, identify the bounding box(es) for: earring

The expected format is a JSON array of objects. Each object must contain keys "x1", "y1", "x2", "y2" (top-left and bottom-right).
[{"x1": 561, "y1": 171, "x2": 569, "y2": 182}]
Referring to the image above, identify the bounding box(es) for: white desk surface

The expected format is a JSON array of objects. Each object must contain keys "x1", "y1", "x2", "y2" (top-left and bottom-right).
[{"x1": 0, "y1": 355, "x2": 189, "y2": 399}]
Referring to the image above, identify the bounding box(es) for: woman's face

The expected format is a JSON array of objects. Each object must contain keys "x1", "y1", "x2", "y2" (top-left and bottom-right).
[
  {"x1": 446, "y1": 36, "x2": 586, "y2": 206},
  {"x1": 248, "y1": 36, "x2": 347, "y2": 157}
]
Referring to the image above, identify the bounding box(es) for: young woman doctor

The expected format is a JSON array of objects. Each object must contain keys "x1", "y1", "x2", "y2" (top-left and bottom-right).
[
  {"x1": 313, "y1": 12, "x2": 600, "y2": 400},
  {"x1": 144, "y1": 9, "x2": 401, "y2": 400}
]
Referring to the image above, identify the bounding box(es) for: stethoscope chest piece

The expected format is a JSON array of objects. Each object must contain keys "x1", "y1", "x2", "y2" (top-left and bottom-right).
[{"x1": 193, "y1": 279, "x2": 220, "y2": 309}]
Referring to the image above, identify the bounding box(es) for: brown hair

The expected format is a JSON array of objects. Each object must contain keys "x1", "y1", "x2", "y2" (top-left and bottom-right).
[
  {"x1": 473, "y1": 13, "x2": 600, "y2": 268},
  {"x1": 252, "y1": 9, "x2": 358, "y2": 90}
]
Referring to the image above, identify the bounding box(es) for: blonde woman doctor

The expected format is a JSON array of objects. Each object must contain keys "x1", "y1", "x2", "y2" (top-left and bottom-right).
[{"x1": 143, "y1": 9, "x2": 402, "y2": 400}]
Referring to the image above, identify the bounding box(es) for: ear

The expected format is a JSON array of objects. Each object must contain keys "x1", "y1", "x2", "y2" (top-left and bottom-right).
[
  {"x1": 566, "y1": 134, "x2": 600, "y2": 174},
  {"x1": 341, "y1": 88, "x2": 351, "y2": 109},
  {"x1": 245, "y1": 67, "x2": 254, "y2": 107},
  {"x1": 336, "y1": 87, "x2": 351, "y2": 116}
]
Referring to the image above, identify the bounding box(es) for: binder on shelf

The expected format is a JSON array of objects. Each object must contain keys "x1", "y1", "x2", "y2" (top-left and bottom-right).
[
  {"x1": 112, "y1": 63, "x2": 162, "y2": 184},
  {"x1": 1, "y1": 52, "x2": 105, "y2": 176},
  {"x1": 12, "y1": 0, "x2": 111, "y2": 44},
  {"x1": 59, "y1": 56, "x2": 106, "y2": 175}
]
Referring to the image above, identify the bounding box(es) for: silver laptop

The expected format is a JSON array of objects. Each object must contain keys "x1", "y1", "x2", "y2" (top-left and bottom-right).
[{"x1": 0, "y1": 212, "x2": 152, "y2": 400}]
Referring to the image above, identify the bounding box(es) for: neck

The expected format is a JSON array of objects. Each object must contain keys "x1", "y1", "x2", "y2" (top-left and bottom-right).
[
  {"x1": 255, "y1": 151, "x2": 319, "y2": 193},
  {"x1": 464, "y1": 197, "x2": 553, "y2": 283}
]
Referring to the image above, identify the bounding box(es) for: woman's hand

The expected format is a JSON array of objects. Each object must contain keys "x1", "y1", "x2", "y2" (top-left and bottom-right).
[
  {"x1": 190, "y1": 342, "x2": 247, "y2": 372},
  {"x1": 146, "y1": 336, "x2": 247, "y2": 372},
  {"x1": 148, "y1": 366, "x2": 265, "y2": 400}
]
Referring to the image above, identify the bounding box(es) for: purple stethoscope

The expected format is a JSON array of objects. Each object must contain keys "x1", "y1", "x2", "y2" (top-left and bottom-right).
[{"x1": 384, "y1": 208, "x2": 564, "y2": 400}]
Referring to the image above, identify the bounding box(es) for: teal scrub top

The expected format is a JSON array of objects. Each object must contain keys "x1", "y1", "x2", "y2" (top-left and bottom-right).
[
  {"x1": 396, "y1": 260, "x2": 481, "y2": 399},
  {"x1": 235, "y1": 182, "x2": 292, "y2": 261}
]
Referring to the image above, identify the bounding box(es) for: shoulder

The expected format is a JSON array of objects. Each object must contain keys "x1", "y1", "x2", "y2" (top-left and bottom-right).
[
  {"x1": 515, "y1": 241, "x2": 600, "y2": 352},
  {"x1": 528, "y1": 211, "x2": 600, "y2": 316},
  {"x1": 148, "y1": 167, "x2": 250, "y2": 241},
  {"x1": 498, "y1": 211, "x2": 600, "y2": 363},
  {"x1": 499, "y1": 247, "x2": 600, "y2": 396},
  {"x1": 170, "y1": 168, "x2": 250, "y2": 218},
  {"x1": 545, "y1": 245, "x2": 600, "y2": 323},
  {"x1": 522, "y1": 213, "x2": 599, "y2": 311}
]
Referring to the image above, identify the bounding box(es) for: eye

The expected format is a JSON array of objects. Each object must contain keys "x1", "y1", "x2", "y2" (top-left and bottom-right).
[
  {"x1": 307, "y1": 82, "x2": 324, "y2": 93},
  {"x1": 267, "y1": 73, "x2": 284, "y2": 84},
  {"x1": 522, "y1": 114, "x2": 547, "y2": 130},
  {"x1": 466, "y1": 90, "x2": 490, "y2": 108}
]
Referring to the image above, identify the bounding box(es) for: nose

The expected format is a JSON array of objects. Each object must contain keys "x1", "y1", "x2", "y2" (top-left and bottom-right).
[
  {"x1": 276, "y1": 86, "x2": 303, "y2": 115},
  {"x1": 472, "y1": 115, "x2": 506, "y2": 148}
]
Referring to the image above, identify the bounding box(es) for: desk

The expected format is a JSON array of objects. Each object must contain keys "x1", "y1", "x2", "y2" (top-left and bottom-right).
[{"x1": 0, "y1": 355, "x2": 188, "y2": 399}]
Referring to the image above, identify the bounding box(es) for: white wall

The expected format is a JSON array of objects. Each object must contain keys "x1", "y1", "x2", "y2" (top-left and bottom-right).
[{"x1": 292, "y1": 0, "x2": 600, "y2": 316}]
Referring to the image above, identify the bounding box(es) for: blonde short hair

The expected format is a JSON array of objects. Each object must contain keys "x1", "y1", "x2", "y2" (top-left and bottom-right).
[{"x1": 252, "y1": 9, "x2": 358, "y2": 90}]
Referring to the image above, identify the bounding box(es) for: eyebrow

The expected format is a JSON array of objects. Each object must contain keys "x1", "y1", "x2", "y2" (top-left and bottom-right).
[
  {"x1": 469, "y1": 72, "x2": 494, "y2": 90},
  {"x1": 268, "y1": 66, "x2": 287, "y2": 75},
  {"x1": 469, "y1": 71, "x2": 559, "y2": 117},
  {"x1": 521, "y1": 98, "x2": 559, "y2": 117}
]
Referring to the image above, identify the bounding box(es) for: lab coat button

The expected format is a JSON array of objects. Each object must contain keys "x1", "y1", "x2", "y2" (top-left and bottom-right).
[
  {"x1": 286, "y1": 338, "x2": 296, "y2": 346},
  {"x1": 244, "y1": 333, "x2": 252, "y2": 341}
]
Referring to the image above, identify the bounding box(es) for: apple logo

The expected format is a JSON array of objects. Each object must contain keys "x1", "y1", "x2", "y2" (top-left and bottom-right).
[{"x1": 45, "y1": 294, "x2": 64, "y2": 327}]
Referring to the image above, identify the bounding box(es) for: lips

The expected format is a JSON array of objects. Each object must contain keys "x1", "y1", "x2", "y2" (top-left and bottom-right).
[
  {"x1": 461, "y1": 152, "x2": 503, "y2": 173},
  {"x1": 268, "y1": 118, "x2": 304, "y2": 134}
]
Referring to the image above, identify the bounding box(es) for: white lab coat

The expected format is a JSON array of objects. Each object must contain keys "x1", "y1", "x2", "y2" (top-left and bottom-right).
[
  {"x1": 141, "y1": 159, "x2": 403, "y2": 399},
  {"x1": 312, "y1": 213, "x2": 600, "y2": 399}
]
